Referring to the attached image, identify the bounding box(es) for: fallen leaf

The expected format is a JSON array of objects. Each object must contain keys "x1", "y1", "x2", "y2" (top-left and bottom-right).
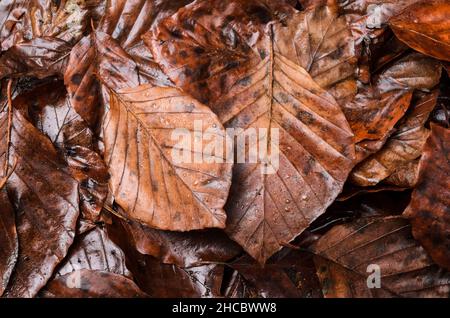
[
  {"x1": 55, "y1": 227, "x2": 131, "y2": 278},
  {"x1": 0, "y1": 37, "x2": 71, "y2": 79},
  {"x1": 0, "y1": 108, "x2": 79, "y2": 298},
  {"x1": 350, "y1": 90, "x2": 438, "y2": 186},
  {"x1": 103, "y1": 84, "x2": 232, "y2": 231},
  {"x1": 147, "y1": 0, "x2": 355, "y2": 264},
  {"x1": 107, "y1": 217, "x2": 225, "y2": 297},
  {"x1": 40, "y1": 269, "x2": 146, "y2": 298},
  {"x1": 404, "y1": 124, "x2": 450, "y2": 270},
  {"x1": 113, "y1": 214, "x2": 241, "y2": 268},
  {"x1": 0, "y1": 189, "x2": 18, "y2": 296},
  {"x1": 312, "y1": 216, "x2": 450, "y2": 297},
  {"x1": 390, "y1": 0, "x2": 450, "y2": 62}
]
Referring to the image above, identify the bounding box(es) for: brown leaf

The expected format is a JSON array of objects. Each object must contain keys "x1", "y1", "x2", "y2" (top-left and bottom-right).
[
  {"x1": 55, "y1": 227, "x2": 131, "y2": 278},
  {"x1": 230, "y1": 251, "x2": 323, "y2": 298},
  {"x1": 103, "y1": 84, "x2": 232, "y2": 231},
  {"x1": 106, "y1": 217, "x2": 225, "y2": 297},
  {"x1": 0, "y1": 189, "x2": 18, "y2": 296},
  {"x1": 114, "y1": 216, "x2": 241, "y2": 268},
  {"x1": 40, "y1": 269, "x2": 146, "y2": 298},
  {"x1": 404, "y1": 124, "x2": 450, "y2": 270},
  {"x1": 13, "y1": 80, "x2": 109, "y2": 227},
  {"x1": 339, "y1": 0, "x2": 421, "y2": 43},
  {"x1": 350, "y1": 90, "x2": 438, "y2": 186},
  {"x1": 147, "y1": 0, "x2": 355, "y2": 264},
  {"x1": 344, "y1": 53, "x2": 441, "y2": 158},
  {"x1": 312, "y1": 216, "x2": 450, "y2": 297},
  {"x1": 64, "y1": 0, "x2": 189, "y2": 126},
  {"x1": 64, "y1": 35, "x2": 100, "y2": 128},
  {"x1": 275, "y1": 2, "x2": 358, "y2": 105},
  {"x1": 0, "y1": 108, "x2": 79, "y2": 298},
  {"x1": 390, "y1": 0, "x2": 450, "y2": 62},
  {"x1": 0, "y1": 37, "x2": 71, "y2": 79}
]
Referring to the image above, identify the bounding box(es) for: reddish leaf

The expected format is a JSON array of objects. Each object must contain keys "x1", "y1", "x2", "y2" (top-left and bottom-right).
[
  {"x1": 404, "y1": 124, "x2": 450, "y2": 270},
  {"x1": 390, "y1": 0, "x2": 450, "y2": 62},
  {"x1": 103, "y1": 84, "x2": 232, "y2": 231},
  {"x1": 350, "y1": 90, "x2": 438, "y2": 186}
]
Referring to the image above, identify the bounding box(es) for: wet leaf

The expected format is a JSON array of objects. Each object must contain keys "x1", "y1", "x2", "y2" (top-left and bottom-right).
[
  {"x1": 64, "y1": 0, "x2": 189, "y2": 126},
  {"x1": 0, "y1": 37, "x2": 71, "y2": 79},
  {"x1": 390, "y1": 0, "x2": 450, "y2": 62},
  {"x1": 0, "y1": 189, "x2": 18, "y2": 296},
  {"x1": 147, "y1": 0, "x2": 355, "y2": 264},
  {"x1": 103, "y1": 84, "x2": 232, "y2": 231},
  {"x1": 13, "y1": 80, "x2": 109, "y2": 226},
  {"x1": 40, "y1": 269, "x2": 146, "y2": 298},
  {"x1": 106, "y1": 217, "x2": 225, "y2": 297},
  {"x1": 55, "y1": 227, "x2": 131, "y2": 277},
  {"x1": 343, "y1": 53, "x2": 441, "y2": 160},
  {"x1": 114, "y1": 216, "x2": 241, "y2": 268},
  {"x1": 312, "y1": 216, "x2": 450, "y2": 297},
  {"x1": 0, "y1": 108, "x2": 79, "y2": 298},
  {"x1": 404, "y1": 124, "x2": 450, "y2": 270},
  {"x1": 230, "y1": 252, "x2": 323, "y2": 298},
  {"x1": 350, "y1": 90, "x2": 438, "y2": 186}
]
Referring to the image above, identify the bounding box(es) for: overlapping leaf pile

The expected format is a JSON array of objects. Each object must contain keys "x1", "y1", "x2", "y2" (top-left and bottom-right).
[{"x1": 0, "y1": 0, "x2": 449, "y2": 298}]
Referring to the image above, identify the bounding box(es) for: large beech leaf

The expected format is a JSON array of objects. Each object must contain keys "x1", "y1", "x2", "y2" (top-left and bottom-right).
[
  {"x1": 103, "y1": 84, "x2": 232, "y2": 231},
  {"x1": 40, "y1": 269, "x2": 146, "y2": 298},
  {"x1": 390, "y1": 0, "x2": 450, "y2": 62},
  {"x1": 350, "y1": 90, "x2": 438, "y2": 186},
  {"x1": 0, "y1": 190, "x2": 17, "y2": 296},
  {"x1": 312, "y1": 217, "x2": 450, "y2": 297},
  {"x1": 404, "y1": 124, "x2": 450, "y2": 271},
  {"x1": 147, "y1": 1, "x2": 355, "y2": 264},
  {"x1": 145, "y1": 0, "x2": 356, "y2": 106},
  {"x1": 113, "y1": 214, "x2": 241, "y2": 268},
  {"x1": 0, "y1": 109, "x2": 79, "y2": 298}
]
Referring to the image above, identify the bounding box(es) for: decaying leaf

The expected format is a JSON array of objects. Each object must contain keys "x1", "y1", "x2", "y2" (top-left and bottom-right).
[
  {"x1": 230, "y1": 252, "x2": 323, "y2": 298},
  {"x1": 312, "y1": 216, "x2": 450, "y2": 297},
  {"x1": 0, "y1": 108, "x2": 79, "y2": 298},
  {"x1": 390, "y1": 0, "x2": 450, "y2": 62},
  {"x1": 147, "y1": 0, "x2": 355, "y2": 264},
  {"x1": 350, "y1": 90, "x2": 438, "y2": 186},
  {"x1": 0, "y1": 0, "x2": 449, "y2": 299},
  {"x1": 0, "y1": 189, "x2": 18, "y2": 296},
  {"x1": 103, "y1": 84, "x2": 232, "y2": 231},
  {"x1": 404, "y1": 124, "x2": 450, "y2": 271},
  {"x1": 55, "y1": 227, "x2": 131, "y2": 277},
  {"x1": 13, "y1": 79, "x2": 109, "y2": 227},
  {"x1": 106, "y1": 216, "x2": 225, "y2": 297},
  {"x1": 40, "y1": 269, "x2": 146, "y2": 298},
  {"x1": 113, "y1": 214, "x2": 241, "y2": 268}
]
